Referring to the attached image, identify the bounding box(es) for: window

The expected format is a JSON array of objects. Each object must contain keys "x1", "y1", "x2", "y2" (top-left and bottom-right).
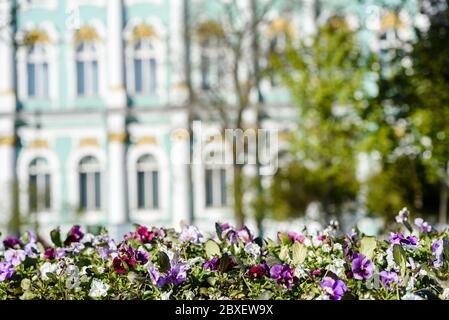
[
  {"x1": 205, "y1": 167, "x2": 227, "y2": 208},
  {"x1": 28, "y1": 158, "x2": 51, "y2": 212},
  {"x1": 200, "y1": 38, "x2": 225, "y2": 90},
  {"x1": 79, "y1": 156, "x2": 101, "y2": 211},
  {"x1": 76, "y1": 41, "x2": 99, "y2": 97},
  {"x1": 136, "y1": 154, "x2": 159, "y2": 209},
  {"x1": 130, "y1": 39, "x2": 157, "y2": 94},
  {"x1": 26, "y1": 44, "x2": 49, "y2": 98}
]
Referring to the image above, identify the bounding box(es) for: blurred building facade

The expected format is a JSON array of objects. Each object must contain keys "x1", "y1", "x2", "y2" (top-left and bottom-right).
[{"x1": 0, "y1": 0, "x2": 421, "y2": 237}]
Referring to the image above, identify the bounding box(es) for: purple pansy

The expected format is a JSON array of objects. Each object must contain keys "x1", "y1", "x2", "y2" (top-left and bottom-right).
[
  {"x1": 414, "y1": 218, "x2": 432, "y2": 234},
  {"x1": 4, "y1": 249, "x2": 26, "y2": 266},
  {"x1": 179, "y1": 225, "x2": 203, "y2": 244},
  {"x1": 320, "y1": 276, "x2": 347, "y2": 300},
  {"x1": 203, "y1": 257, "x2": 220, "y2": 272},
  {"x1": 351, "y1": 254, "x2": 374, "y2": 280},
  {"x1": 431, "y1": 239, "x2": 444, "y2": 267},
  {"x1": 389, "y1": 233, "x2": 418, "y2": 247},
  {"x1": 148, "y1": 259, "x2": 190, "y2": 288},
  {"x1": 0, "y1": 262, "x2": 14, "y2": 282},
  {"x1": 135, "y1": 249, "x2": 149, "y2": 265},
  {"x1": 3, "y1": 236, "x2": 22, "y2": 249},
  {"x1": 269, "y1": 264, "x2": 296, "y2": 288},
  {"x1": 287, "y1": 231, "x2": 305, "y2": 243},
  {"x1": 379, "y1": 271, "x2": 399, "y2": 290},
  {"x1": 64, "y1": 225, "x2": 84, "y2": 246}
]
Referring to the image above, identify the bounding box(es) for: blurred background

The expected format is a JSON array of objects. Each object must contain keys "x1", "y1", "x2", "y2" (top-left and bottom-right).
[{"x1": 0, "y1": 0, "x2": 448, "y2": 240}]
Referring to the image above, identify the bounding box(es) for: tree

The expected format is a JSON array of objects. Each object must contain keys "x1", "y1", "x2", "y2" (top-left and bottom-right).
[
  {"x1": 188, "y1": 0, "x2": 285, "y2": 229},
  {"x1": 365, "y1": 0, "x2": 449, "y2": 223},
  {"x1": 269, "y1": 16, "x2": 374, "y2": 219}
]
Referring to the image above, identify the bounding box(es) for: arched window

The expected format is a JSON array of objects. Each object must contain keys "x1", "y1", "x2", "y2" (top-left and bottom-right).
[
  {"x1": 27, "y1": 43, "x2": 49, "y2": 98},
  {"x1": 136, "y1": 154, "x2": 159, "y2": 209},
  {"x1": 196, "y1": 20, "x2": 226, "y2": 91},
  {"x1": 28, "y1": 157, "x2": 51, "y2": 212},
  {"x1": 130, "y1": 39, "x2": 157, "y2": 94},
  {"x1": 76, "y1": 41, "x2": 99, "y2": 96},
  {"x1": 205, "y1": 166, "x2": 227, "y2": 208},
  {"x1": 200, "y1": 38, "x2": 226, "y2": 90},
  {"x1": 79, "y1": 156, "x2": 101, "y2": 210}
]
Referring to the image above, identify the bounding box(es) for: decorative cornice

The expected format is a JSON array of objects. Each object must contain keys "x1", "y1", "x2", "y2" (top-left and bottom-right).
[
  {"x1": 108, "y1": 132, "x2": 128, "y2": 143},
  {"x1": 79, "y1": 138, "x2": 100, "y2": 147},
  {"x1": 28, "y1": 139, "x2": 49, "y2": 149},
  {"x1": 136, "y1": 136, "x2": 157, "y2": 145},
  {"x1": 0, "y1": 136, "x2": 16, "y2": 146}
]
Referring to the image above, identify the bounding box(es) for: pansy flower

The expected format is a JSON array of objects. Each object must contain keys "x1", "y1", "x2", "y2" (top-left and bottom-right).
[
  {"x1": 269, "y1": 264, "x2": 297, "y2": 288},
  {"x1": 351, "y1": 254, "x2": 374, "y2": 280},
  {"x1": 320, "y1": 276, "x2": 347, "y2": 300},
  {"x1": 0, "y1": 262, "x2": 14, "y2": 282},
  {"x1": 4, "y1": 249, "x2": 26, "y2": 266},
  {"x1": 379, "y1": 270, "x2": 399, "y2": 290}
]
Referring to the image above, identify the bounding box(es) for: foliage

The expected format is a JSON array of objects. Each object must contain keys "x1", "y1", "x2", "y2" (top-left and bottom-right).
[
  {"x1": 270, "y1": 17, "x2": 376, "y2": 217},
  {"x1": 1, "y1": 209, "x2": 449, "y2": 300}
]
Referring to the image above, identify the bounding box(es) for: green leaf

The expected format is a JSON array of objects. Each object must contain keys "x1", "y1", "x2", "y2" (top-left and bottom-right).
[
  {"x1": 360, "y1": 237, "x2": 377, "y2": 259},
  {"x1": 158, "y1": 251, "x2": 171, "y2": 273},
  {"x1": 393, "y1": 244, "x2": 407, "y2": 276},
  {"x1": 50, "y1": 228, "x2": 62, "y2": 247},
  {"x1": 205, "y1": 240, "x2": 221, "y2": 258},
  {"x1": 207, "y1": 277, "x2": 217, "y2": 286},
  {"x1": 278, "y1": 233, "x2": 292, "y2": 246},
  {"x1": 291, "y1": 242, "x2": 307, "y2": 264}
]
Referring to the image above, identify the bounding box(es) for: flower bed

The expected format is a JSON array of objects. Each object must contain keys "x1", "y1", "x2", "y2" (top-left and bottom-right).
[{"x1": 0, "y1": 208, "x2": 448, "y2": 300}]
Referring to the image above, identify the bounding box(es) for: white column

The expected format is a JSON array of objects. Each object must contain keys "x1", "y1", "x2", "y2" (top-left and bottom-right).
[
  {"x1": 170, "y1": 112, "x2": 191, "y2": 229},
  {"x1": 106, "y1": 0, "x2": 128, "y2": 226},
  {"x1": 169, "y1": 0, "x2": 188, "y2": 104},
  {"x1": 0, "y1": 1, "x2": 17, "y2": 230}
]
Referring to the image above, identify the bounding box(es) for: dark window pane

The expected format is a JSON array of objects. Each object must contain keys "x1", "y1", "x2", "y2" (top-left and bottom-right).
[
  {"x1": 45, "y1": 174, "x2": 51, "y2": 209},
  {"x1": 134, "y1": 58, "x2": 143, "y2": 93},
  {"x1": 77, "y1": 61, "x2": 85, "y2": 96},
  {"x1": 43, "y1": 62, "x2": 49, "y2": 97},
  {"x1": 152, "y1": 170, "x2": 159, "y2": 209},
  {"x1": 137, "y1": 171, "x2": 145, "y2": 209},
  {"x1": 27, "y1": 63, "x2": 36, "y2": 97},
  {"x1": 220, "y1": 169, "x2": 227, "y2": 206},
  {"x1": 80, "y1": 173, "x2": 87, "y2": 209},
  {"x1": 92, "y1": 60, "x2": 98, "y2": 95},
  {"x1": 149, "y1": 58, "x2": 156, "y2": 93},
  {"x1": 29, "y1": 174, "x2": 37, "y2": 212},
  {"x1": 205, "y1": 169, "x2": 213, "y2": 207},
  {"x1": 95, "y1": 172, "x2": 101, "y2": 209}
]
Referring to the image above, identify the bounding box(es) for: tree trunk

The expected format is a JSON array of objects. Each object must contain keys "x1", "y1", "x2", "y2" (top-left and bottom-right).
[
  {"x1": 439, "y1": 180, "x2": 448, "y2": 225},
  {"x1": 233, "y1": 163, "x2": 245, "y2": 228}
]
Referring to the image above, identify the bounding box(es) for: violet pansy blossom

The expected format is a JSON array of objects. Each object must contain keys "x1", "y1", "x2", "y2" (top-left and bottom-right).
[
  {"x1": 4, "y1": 249, "x2": 26, "y2": 266},
  {"x1": 379, "y1": 271, "x2": 399, "y2": 290},
  {"x1": 414, "y1": 218, "x2": 432, "y2": 234},
  {"x1": 0, "y1": 262, "x2": 14, "y2": 282},
  {"x1": 351, "y1": 254, "x2": 374, "y2": 280},
  {"x1": 320, "y1": 276, "x2": 347, "y2": 300},
  {"x1": 431, "y1": 239, "x2": 444, "y2": 267},
  {"x1": 389, "y1": 233, "x2": 418, "y2": 247},
  {"x1": 269, "y1": 264, "x2": 296, "y2": 288}
]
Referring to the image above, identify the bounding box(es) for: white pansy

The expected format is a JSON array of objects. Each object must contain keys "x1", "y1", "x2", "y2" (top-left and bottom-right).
[
  {"x1": 40, "y1": 262, "x2": 57, "y2": 281},
  {"x1": 244, "y1": 243, "x2": 261, "y2": 258},
  {"x1": 161, "y1": 290, "x2": 172, "y2": 300},
  {"x1": 321, "y1": 244, "x2": 331, "y2": 253},
  {"x1": 333, "y1": 243, "x2": 343, "y2": 252},
  {"x1": 89, "y1": 279, "x2": 109, "y2": 298},
  {"x1": 402, "y1": 292, "x2": 423, "y2": 300}
]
